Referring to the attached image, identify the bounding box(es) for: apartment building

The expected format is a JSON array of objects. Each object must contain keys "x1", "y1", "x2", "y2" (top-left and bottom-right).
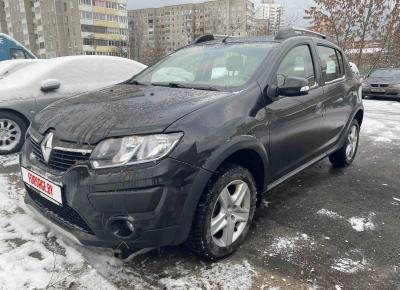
[
  {"x1": 0, "y1": 0, "x2": 128, "y2": 58},
  {"x1": 128, "y1": 0, "x2": 257, "y2": 65},
  {"x1": 255, "y1": 0, "x2": 285, "y2": 34},
  {"x1": 2, "y1": 0, "x2": 38, "y2": 54},
  {"x1": 78, "y1": 0, "x2": 128, "y2": 57}
]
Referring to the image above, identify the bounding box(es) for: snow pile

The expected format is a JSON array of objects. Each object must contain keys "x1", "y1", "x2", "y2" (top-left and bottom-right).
[{"x1": 159, "y1": 260, "x2": 257, "y2": 290}]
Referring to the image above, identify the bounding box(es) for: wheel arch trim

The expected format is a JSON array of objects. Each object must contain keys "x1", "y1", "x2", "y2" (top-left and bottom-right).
[{"x1": 0, "y1": 108, "x2": 31, "y2": 126}]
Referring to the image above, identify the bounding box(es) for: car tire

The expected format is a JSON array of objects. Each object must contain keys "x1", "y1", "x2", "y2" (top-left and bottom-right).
[
  {"x1": 187, "y1": 163, "x2": 257, "y2": 261},
  {"x1": 329, "y1": 119, "x2": 360, "y2": 167},
  {"x1": 0, "y1": 112, "x2": 28, "y2": 155}
]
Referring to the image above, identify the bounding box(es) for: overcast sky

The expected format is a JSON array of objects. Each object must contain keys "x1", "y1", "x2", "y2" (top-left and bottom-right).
[{"x1": 127, "y1": 0, "x2": 313, "y2": 27}]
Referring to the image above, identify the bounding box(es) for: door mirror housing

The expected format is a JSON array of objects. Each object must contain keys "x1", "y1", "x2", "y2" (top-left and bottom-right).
[
  {"x1": 41, "y1": 79, "x2": 61, "y2": 92},
  {"x1": 277, "y1": 76, "x2": 310, "y2": 97}
]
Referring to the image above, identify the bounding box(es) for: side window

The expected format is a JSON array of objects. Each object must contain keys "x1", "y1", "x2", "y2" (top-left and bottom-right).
[
  {"x1": 336, "y1": 50, "x2": 345, "y2": 76},
  {"x1": 317, "y1": 46, "x2": 341, "y2": 82},
  {"x1": 277, "y1": 45, "x2": 316, "y2": 87},
  {"x1": 10, "y1": 48, "x2": 28, "y2": 59}
]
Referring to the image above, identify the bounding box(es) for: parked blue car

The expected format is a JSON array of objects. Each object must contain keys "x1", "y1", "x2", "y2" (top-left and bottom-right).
[{"x1": 0, "y1": 33, "x2": 36, "y2": 61}]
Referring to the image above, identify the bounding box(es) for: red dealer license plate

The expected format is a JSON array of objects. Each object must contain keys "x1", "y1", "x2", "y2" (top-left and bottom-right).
[{"x1": 21, "y1": 167, "x2": 63, "y2": 206}]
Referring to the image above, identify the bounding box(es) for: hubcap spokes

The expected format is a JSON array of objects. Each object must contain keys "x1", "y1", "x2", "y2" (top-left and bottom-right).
[
  {"x1": 346, "y1": 125, "x2": 358, "y2": 160},
  {"x1": 211, "y1": 180, "x2": 251, "y2": 248},
  {"x1": 0, "y1": 119, "x2": 21, "y2": 151}
]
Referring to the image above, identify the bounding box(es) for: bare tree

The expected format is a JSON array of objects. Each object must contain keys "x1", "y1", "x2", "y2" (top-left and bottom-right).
[{"x1": 305, "y1": 0, "x2": 399, "y2": 71}]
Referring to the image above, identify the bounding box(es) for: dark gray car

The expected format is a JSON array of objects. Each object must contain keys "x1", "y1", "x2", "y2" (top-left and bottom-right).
[
  {"x1": 362, "y1": 68, "x2": 400, "y2": 99},
  {"x1": 0, "y1": 56, "x2": 146, "y2": 154},
  {"x1": 21, "y1": 28, "x2": 363, "y2": 261}
]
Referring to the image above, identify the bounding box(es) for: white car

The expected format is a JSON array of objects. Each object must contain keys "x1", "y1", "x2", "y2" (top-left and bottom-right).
[{"x1": 0, "y1": 56, "x2": 147, "y2": 154}]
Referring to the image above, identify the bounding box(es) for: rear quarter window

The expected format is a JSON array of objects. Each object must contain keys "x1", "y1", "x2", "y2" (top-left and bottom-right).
[
  {"x1": 336, "y1": 50, "x2": 345, "y2": 76},
  {"x1": 317, "y1": 46, "x2": 342, "y2": 83}
]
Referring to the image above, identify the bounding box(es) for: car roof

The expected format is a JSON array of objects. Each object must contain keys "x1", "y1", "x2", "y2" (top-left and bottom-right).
[{"x1": 189, "y1": 33, "x2": 341, "y2": 52}]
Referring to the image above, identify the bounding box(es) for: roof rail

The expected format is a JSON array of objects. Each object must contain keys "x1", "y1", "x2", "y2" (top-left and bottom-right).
[
  {"x1": 192, "y1": 34, "x2": 238, "y2": 44},
  {"x1": 275, "y1": 27, "x2": 327, "y2": 40},
  {"x1": 193, "y1": 34, "x2": 215, "y2": 44}
]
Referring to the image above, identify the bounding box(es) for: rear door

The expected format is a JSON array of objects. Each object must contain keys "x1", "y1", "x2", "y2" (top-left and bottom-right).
[
  {"x1": 268, "y1": 43, "x2": 325, "y2": 180},
  {"x1": 317, "y1": 45, "x2": 353, "y2": 148}
]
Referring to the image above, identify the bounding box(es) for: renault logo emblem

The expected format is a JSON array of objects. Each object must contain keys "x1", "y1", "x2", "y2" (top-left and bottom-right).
[{"x1": 41, "y1": 132, "x2": 54, "y2": 163}]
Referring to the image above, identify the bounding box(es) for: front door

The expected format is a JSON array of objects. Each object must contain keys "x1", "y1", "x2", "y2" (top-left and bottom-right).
[{"x1": 268, "y1": 44, "x2": 325, "y2": 181}]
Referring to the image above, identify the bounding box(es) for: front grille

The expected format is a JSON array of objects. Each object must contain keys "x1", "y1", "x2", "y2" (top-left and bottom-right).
[
  {"x1": 371, "y1": 83, "x2": 389, "y2": 88},
  {"x1": 30, "y1": 137, "x2": 90, "y2": 172},
  {"x1": 26, "y1": 186, "x2": 94, "y2": 234}
]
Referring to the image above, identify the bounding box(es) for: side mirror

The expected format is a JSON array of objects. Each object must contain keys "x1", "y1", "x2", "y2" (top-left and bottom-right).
[
  {"x1": 277, "y1": 76, "x2": 310, "y2": 97},
  {"x1": 41, "y1": 79, "x2": 61, "y2": 92}
]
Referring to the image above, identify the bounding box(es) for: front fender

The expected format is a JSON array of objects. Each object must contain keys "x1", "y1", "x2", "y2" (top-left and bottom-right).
[
  {"x1": 202, "y1": 135, "x2": 269, "y2": 173},
  {"x1": 172, "y1": 135, "x2": 270, "y2": 245}
]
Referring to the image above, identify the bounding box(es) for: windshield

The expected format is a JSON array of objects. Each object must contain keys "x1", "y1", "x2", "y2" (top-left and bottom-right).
[
  {"x1": 0, "y1": 61, "x2": 38, "y2": 79},
  {"x1": 370, "y1": 69, "x2": 400, "y2": 78},
  {"x1": 132, "y1": 42, "x2": 277, "y2": 90}
]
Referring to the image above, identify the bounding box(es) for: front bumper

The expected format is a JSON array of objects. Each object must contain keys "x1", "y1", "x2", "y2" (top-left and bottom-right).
[
  {"x1": 21, "y1": 140, "x2": 212, "y2": 249},
  {"x1": 362, "y1": 86, "x2": 400, "y2": 98}
]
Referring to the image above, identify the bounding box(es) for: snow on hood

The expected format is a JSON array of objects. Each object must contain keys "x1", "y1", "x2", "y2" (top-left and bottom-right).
[{"x1": 32, "y1": 84, "x2": 232, "y2": 144}]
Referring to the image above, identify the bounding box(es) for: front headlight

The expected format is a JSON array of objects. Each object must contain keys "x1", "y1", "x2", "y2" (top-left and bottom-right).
[
  {"x1": 392, "y1": 84, "x2": 400, "y2": 89},
  {"x1": 90, "y1": 133, "x2": 183, "y2": 169}
]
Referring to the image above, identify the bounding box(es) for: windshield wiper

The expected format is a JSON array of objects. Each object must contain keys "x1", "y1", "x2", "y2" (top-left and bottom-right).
[
  {"x1": 151, "y1": 82, "x2": 220, "y2": 91},
  {"x1": 130, "y1": 79, "x2": 147, "y2": 86}
]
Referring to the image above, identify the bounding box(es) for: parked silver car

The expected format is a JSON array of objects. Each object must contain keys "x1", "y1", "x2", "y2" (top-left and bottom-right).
[
  {"x1": 362, "y1": 68, "x2": 400, "y2": 99},
  {"x1": 0, "y1": 56, "x2": 146, "y2": 154}
]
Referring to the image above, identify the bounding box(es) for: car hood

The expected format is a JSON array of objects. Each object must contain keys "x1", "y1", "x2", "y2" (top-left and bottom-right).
[
  {"x1": 365, "y1": 77, "x2": 400, "y2": 84},
  {"x1": 32, "y1": 84, "x2": 232, "y2": 144}
]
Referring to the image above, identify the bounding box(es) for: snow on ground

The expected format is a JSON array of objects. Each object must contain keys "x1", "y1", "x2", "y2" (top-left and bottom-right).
[
  {"x1": 264, "y1": 233, "x2": 315, "y2": 262},
  {"x1": 317, "y1": 208, "x2": 376, "y2": 232},
  {"x1": 316, "y1": 208, "x2": 343, "y2": 219},
  {"x1": 0, "y1": 99, "x2": 399, "y2": 289},
  {"x1": 347, "y1": 213, "x2": 376, "y2": 232},
  {"x1": 0, "y1": 158, "x2": 117, "y2": 290},
  {"x1": 331, "y1": 250, "x2": 368, "y2": 274},
  {"x1": 158, "y1": 260, "x2": 257, "y2": 290},
  {"x1": 362, "y1": 100, "x2": 400, "y2": 143}
]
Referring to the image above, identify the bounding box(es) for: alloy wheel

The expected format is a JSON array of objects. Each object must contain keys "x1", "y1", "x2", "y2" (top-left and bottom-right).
[
  {"x1": 346, "y1": 124, "x2": 358, "y2": 161},
  {"x1": 210, "y1": 180, "x2": 251, "y2": 248},
  {"x1": 0, "y1": 119, "x2": 22, "y2": 152}
]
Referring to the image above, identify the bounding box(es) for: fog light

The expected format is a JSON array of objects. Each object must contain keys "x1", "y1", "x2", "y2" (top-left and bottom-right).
[{"x1": 108, "y1": 217, "x2": 136, "y2": 239}]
